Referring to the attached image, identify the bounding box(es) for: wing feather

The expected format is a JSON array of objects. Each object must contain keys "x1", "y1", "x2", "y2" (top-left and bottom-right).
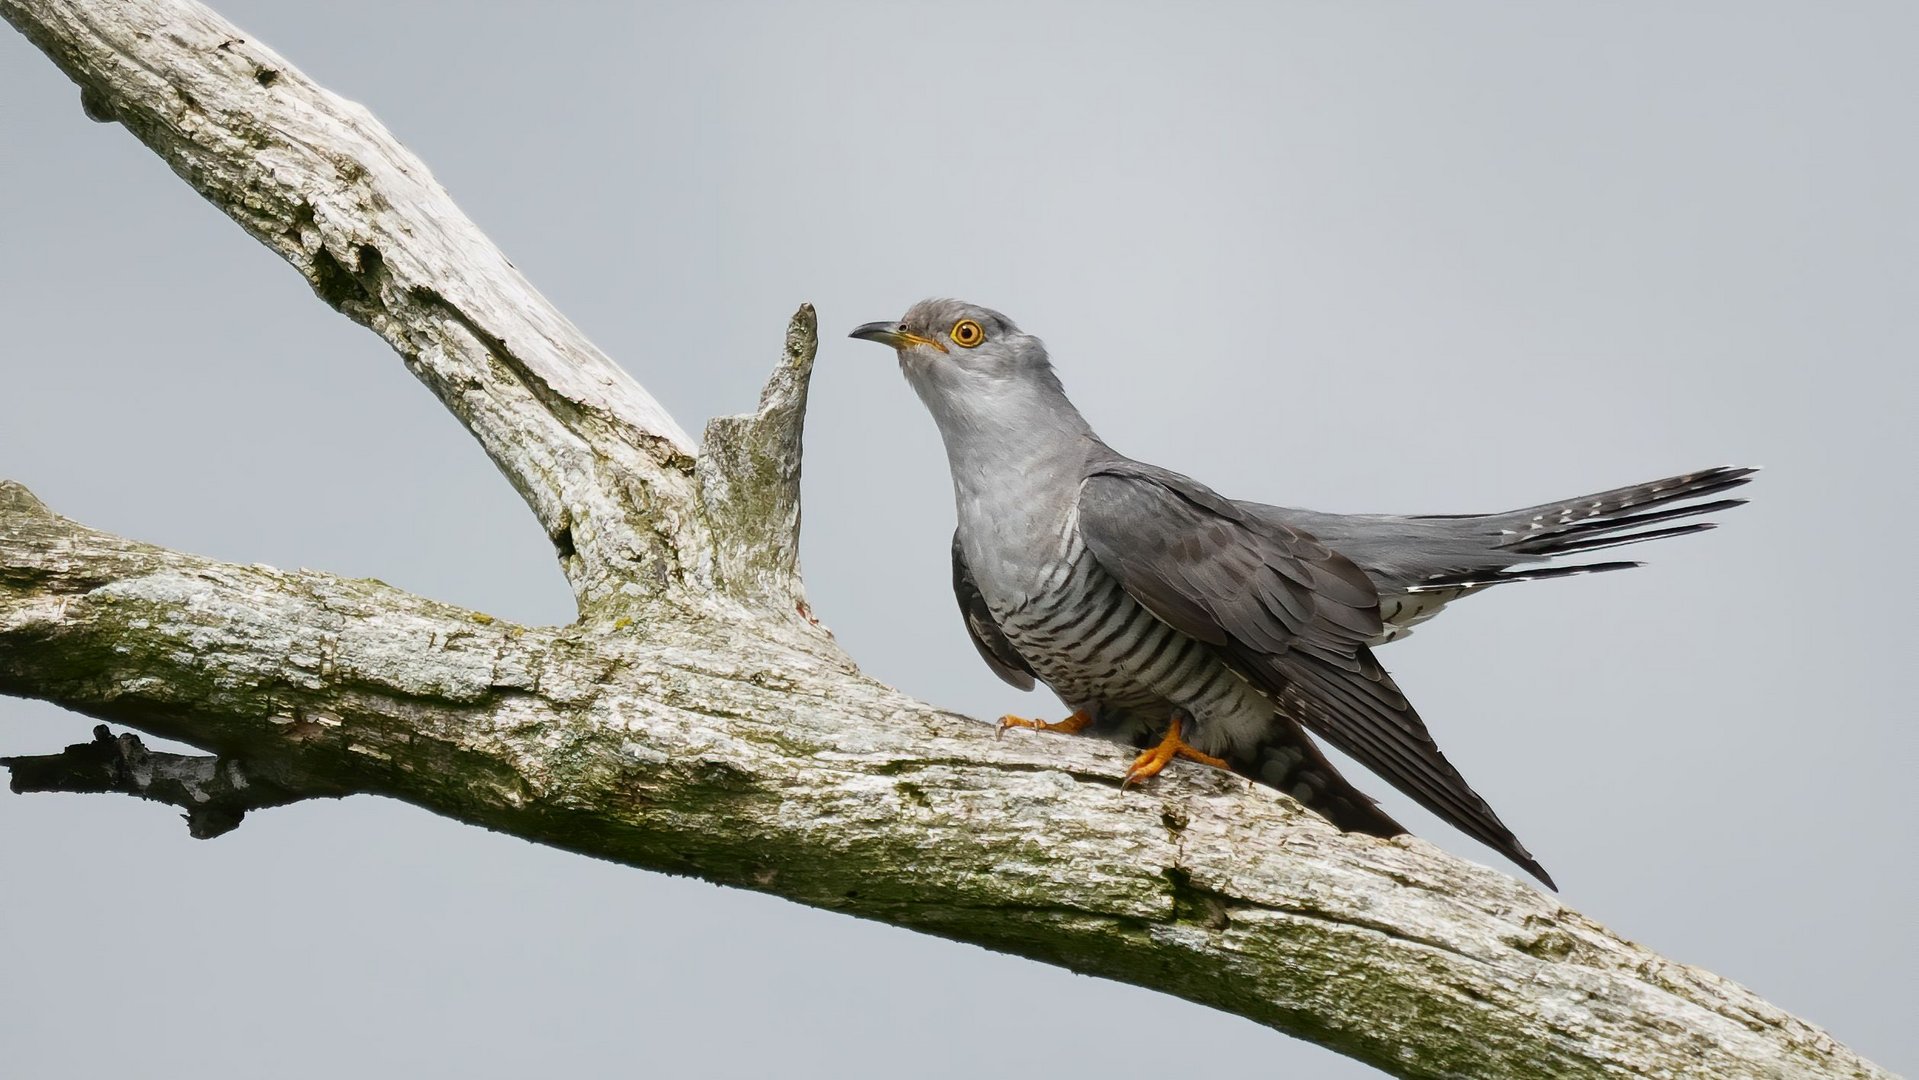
[
  {"x1": 951, "y1": 532, "x2": 1036, "y2": 691},
  {"x1": 1077, "y1": 459, "x2": 1553, "y2": 887}
]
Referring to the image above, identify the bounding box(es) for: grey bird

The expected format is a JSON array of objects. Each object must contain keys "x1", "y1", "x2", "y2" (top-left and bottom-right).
[{"x1": 851, "y1": 299, "x2": 1753, "y2": 889}]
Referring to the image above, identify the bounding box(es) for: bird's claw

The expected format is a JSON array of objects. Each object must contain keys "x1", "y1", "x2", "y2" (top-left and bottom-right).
[
  {"x1": 1121, "y1": 716, "x2": 1226, "y2": 790},
  {"x1": 996, "y1": 711, "x2": 1092, "y2": 740}
]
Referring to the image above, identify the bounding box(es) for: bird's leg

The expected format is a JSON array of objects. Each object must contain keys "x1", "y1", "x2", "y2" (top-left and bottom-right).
[
  {"x1": 1121, "y1": 716, "x2": 1228, "y2": 789},
  {"x1": 996, "y1": 710, "x2": 1093, "y2": 739}
]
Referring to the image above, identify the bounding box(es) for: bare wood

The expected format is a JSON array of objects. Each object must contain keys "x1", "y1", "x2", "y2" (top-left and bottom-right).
[
  {"x1": 0, "y1": 1, "x2": 1892, "y2": 1078},
  {"x1": 3, "y1": 0, "x2": 722, "y2": 619}
]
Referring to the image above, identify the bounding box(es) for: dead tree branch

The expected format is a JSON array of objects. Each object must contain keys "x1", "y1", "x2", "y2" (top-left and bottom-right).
[{"x1": 0, "y1": 1, "x2": 1891, "y2": 1077}]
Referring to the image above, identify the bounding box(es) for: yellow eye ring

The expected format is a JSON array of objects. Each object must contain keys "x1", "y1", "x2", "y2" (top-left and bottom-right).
[{"x1": 950, "y1": 318, "x2": 985, "y2": 348}]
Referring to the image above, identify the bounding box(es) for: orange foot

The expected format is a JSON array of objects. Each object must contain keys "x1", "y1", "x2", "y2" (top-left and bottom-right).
[
  {"x1": 1121, "y1": 716, "x2": 1228, "y2": 789},
  {"x1": 996, "y1": 710, "x2": 1093, "y2": 739}
]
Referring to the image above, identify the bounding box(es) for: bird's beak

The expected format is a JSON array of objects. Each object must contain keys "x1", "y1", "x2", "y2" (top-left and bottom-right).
[{"x1": 848, "y1": 321, "x2": 947, "y2": 353}]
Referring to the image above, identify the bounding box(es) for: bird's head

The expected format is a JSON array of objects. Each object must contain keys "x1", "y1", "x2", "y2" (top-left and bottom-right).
[
  {"x1": 849, "y1": 299, "x2": 1053, "y2": 393},
  {"x1": 849, "y1": 299, "x2": 1089, "y2": 450}
]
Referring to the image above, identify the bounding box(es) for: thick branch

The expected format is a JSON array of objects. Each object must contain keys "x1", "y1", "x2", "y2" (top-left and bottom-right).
[
  {"x1": 1, "y1": 0, "x2": 725, "y2": 617},
  {"x1": 0, "y1": 484, "x2": 1889, "y2": 1080}
]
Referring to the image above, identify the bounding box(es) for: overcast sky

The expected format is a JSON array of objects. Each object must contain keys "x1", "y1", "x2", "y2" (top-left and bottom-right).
[{"x1": 2, "y1": 2, "x2": 1913, "y2": 1077}]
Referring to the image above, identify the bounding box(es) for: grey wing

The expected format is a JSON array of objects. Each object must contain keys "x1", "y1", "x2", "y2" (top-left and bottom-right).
[
  {"x1": 952, "y1": 531, "x2": 1036, "y2": 691},
  {"x1": 1078, "y1": 460, "x2": 1554, "y2": 888}
]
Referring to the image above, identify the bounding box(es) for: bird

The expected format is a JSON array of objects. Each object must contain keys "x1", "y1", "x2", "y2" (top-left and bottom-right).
[{"x1": 850, "y1": 299, "x2": 1753, "y2": 889}]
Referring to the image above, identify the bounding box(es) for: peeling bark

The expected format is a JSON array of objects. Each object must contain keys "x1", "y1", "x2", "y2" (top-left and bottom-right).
[{"x1": 0, "y1": 1, "x2": 1893, "y2": 1078}]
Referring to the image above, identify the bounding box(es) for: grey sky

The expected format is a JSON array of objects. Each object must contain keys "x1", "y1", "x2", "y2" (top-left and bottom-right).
[{"x1": 2, "y1": 2, "x2": 1913, "y2": 1077}]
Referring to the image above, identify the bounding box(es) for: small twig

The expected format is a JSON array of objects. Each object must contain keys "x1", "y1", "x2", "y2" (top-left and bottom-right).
[{"x1": 2, "y1": 725, "x2": 328, "y2": 837}]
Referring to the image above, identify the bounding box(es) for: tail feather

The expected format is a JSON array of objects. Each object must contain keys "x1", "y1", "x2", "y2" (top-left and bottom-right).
[
  {"x1": 1252, "y1": 465, "x2": 1755, "y2": 636},
  {"x1": 1220, "y1": 714, "x2": 1408, "y2": 842},
  {"x1": 1408, "y1": 559, "x2": 1642, "y2": 593},
  {"x1": 1473, "y1": 466, "x2": 1757, "y2": 558},
  {"x1": 1521, "y1": 521, "x2": 1719, "y2": 558},
  {"x1": 1506, "y1": 496, "x2": 1748, "y2": 554}
]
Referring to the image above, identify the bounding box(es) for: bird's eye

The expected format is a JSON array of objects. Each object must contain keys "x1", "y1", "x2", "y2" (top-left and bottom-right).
[{"x1": 950, "y1": 319, "x2": 985, "y2": 348}]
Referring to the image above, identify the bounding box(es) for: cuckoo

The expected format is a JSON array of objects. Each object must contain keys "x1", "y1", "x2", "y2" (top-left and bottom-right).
[{"x1": 851, "y1": 299, "x2": 1752, "y2": 888}]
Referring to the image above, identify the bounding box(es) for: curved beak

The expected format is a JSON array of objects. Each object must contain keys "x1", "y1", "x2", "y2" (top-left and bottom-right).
[{"x1": 848, "y1": 321, "x2": 947, "y2": 353}]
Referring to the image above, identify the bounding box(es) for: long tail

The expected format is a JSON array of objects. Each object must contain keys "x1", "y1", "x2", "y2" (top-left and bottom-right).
[
  {"x1": 1494, "y1": 465, "x2": 1757, "y2": 557},
  {"x1": 1410, "y1": 466, "x2": 1756, "y2": 591}
]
